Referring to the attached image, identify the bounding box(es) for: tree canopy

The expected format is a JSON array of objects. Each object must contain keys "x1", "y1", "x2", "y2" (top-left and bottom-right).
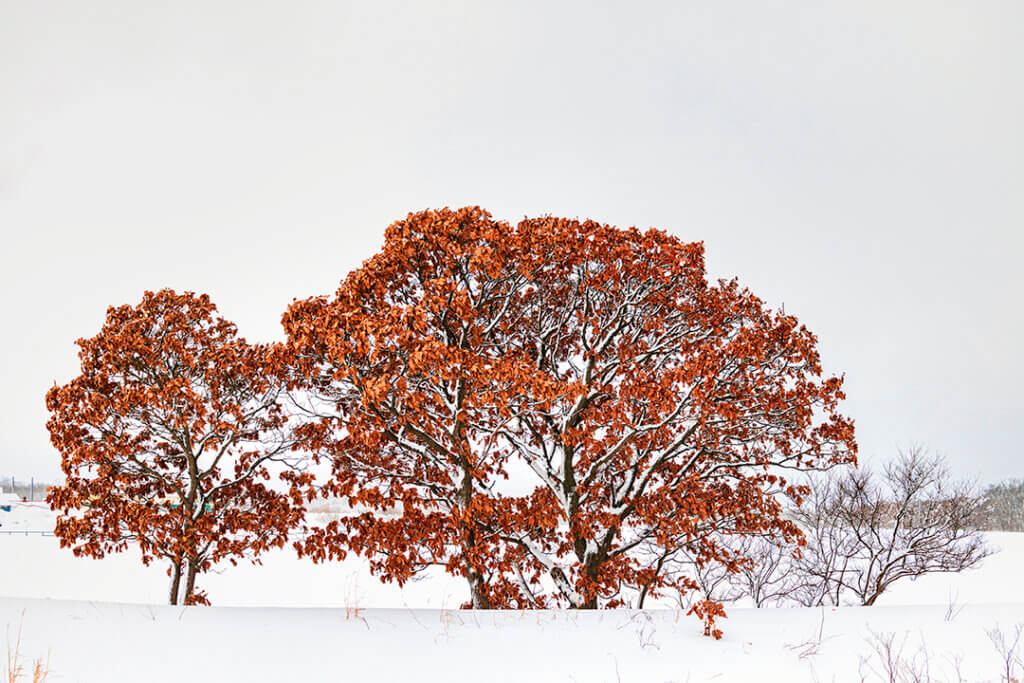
[
  {"x1": 282, "y1": 207, "x2": 857, "y2": 614},
  {"x1": 47, "y1": 289, "x2": 306, "y2": 605}
]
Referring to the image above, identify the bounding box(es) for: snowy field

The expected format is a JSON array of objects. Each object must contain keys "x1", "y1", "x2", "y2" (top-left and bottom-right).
[{"x1": 2, "y1": 502, "x2": 1023, "y2": 682}]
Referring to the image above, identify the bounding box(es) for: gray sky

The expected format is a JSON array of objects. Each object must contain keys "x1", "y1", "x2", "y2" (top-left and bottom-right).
[{"x1": 2, "y1": 1, "x2": 1021, "y2": 484}]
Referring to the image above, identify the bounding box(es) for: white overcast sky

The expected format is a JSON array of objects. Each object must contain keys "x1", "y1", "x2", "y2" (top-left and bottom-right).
[{"x1": 2, "y1": 1, "x2": 1021, "y2": 484}]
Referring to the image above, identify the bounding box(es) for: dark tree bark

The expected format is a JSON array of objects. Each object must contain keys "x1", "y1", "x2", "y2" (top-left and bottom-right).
[
  {"x1": 183, "y1": 557, "x2": 198, "y2": 605},
  {"x1": 168, "y1": 559, "x2": 182, "y2": 606}
]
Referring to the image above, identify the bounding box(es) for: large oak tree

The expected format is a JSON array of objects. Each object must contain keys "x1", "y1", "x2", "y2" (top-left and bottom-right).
[{"x1": 283, "y1": 207, "x2": 856, "y2": 614}]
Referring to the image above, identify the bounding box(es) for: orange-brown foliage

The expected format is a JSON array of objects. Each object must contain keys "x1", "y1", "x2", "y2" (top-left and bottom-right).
[
  {"x1": 46, "y1": 289, "x2": 307, "y2": 605},
  {"x1": 281, "y1": 207, "x2": 856, "y2": 618}
]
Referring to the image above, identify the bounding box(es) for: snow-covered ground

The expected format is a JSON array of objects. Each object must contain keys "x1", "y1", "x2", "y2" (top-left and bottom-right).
[{"x1": 2, "y1": 502, "x2": 1023, "y2": 681}]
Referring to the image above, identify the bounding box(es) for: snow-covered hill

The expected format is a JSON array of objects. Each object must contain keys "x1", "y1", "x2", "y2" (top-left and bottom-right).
[{"x1": 2, "y1": 503, "x2": 1022, "y2": 681}]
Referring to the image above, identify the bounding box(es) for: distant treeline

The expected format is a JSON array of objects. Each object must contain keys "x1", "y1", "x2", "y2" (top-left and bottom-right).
[
  {"x1": 980, "y1": 478, "x2": 1024, "y2": 531},
  {"x1": 0, "y1": 476, "x2": 55, "y2": 502}
]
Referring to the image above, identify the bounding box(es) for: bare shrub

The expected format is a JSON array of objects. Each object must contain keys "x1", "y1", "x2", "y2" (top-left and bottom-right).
[
  {"x1": 860, "y1": 629, "x2": 933, "y2": 683},
  {"x1": 791, "y1": 447, "x2": 991, "y2": 606},
  {"x1": 654, "y1": 543, "x2": 745, "y2": 610},
  {"x1": 706, "y1": 533, "x2": 806, "y2": 608},
  {"x1": 632, "y1": 447, "x2": 992, "y2": 611}
]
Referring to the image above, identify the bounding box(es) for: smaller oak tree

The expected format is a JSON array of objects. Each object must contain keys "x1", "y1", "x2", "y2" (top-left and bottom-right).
[{"x1": 46, "y1": 289, "x2": 305, "y2": 605}]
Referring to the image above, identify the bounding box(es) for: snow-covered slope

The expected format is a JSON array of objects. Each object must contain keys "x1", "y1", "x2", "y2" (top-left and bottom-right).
[
  {"x1": 3, "y1": 598, "x2": 1023, "y2": 682},
  {"x1": 2, "y1": 503, "x2": 1022, "y2": 681}
]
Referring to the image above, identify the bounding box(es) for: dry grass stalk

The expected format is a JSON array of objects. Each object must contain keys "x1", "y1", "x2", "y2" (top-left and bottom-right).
[{"x1": 5, "y1": 615, "x2": 50, "y2": 683}]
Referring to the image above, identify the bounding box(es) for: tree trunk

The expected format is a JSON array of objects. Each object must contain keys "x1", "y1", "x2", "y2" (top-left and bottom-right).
[
  {"x1": 168, "y1": 559, "x2": 182, "y2": 606},
  {"x1": 575, "y1": 545, "x2": 604, "y2": 609},
  {"x1": 467, "y1": 569, "x2": 492, "y2": 609},
  {"x1": 862, "y1": 578, "x2": 886, "y2": 606},
  {"x1": 454, "y1": 433, "x2": 491, "y2": 610},
  {"x1": 183, "y1": 557, "x2": 198, "y2": 605}
]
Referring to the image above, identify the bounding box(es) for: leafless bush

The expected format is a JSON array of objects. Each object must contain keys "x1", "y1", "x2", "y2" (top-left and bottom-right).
[
  {"x1": 711, "y1": 533, "x2": 808, "y2": 608},
  {"x1": 852, "y1": 624, "x2": 1024, "y2": 683},
  {"x1": 645, "y1": 541, "x2": 745, "y2": 610},
  {"x1": 860, "y1": 629, "x2": 932, "y2": 683},
  {"x1": 791, "y1": 447, "x2": 991, "y2": 606},
  {"x1": 630, "y1": 448, "x2": 991, "y2": 611},
  {"x1": 862, "y1": 630, "x2": 905, "y2": 683}
]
